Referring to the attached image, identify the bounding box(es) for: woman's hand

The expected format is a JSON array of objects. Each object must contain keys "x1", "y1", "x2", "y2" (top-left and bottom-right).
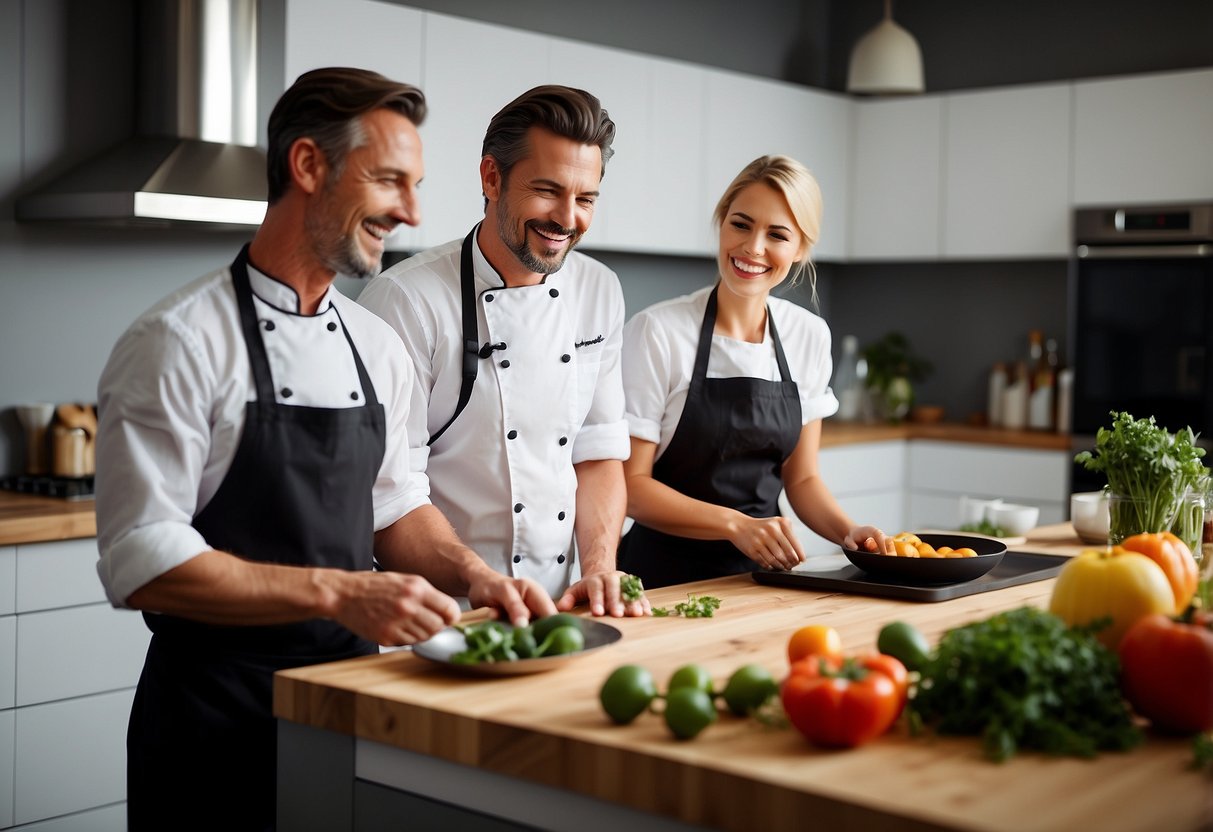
[
  {"x1": 844, "y1": 525, "x2": 893, "y2": 555},
  {"x1": 727, "y1": 514, "x2": 806, "y2": 571}
]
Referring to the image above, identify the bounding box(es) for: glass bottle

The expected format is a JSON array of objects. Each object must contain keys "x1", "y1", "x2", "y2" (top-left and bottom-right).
[{"x1": 833, "y1": 335, "x2": 863, "y2": 422}]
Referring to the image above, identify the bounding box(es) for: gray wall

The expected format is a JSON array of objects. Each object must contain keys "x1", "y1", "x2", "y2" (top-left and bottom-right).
[{"x1": 0, "y1": 0, "x2": 1210, "y2": 475}]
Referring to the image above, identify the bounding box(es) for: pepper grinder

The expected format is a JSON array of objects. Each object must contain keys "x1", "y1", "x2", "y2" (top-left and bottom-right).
[{"x1": 16, "y1": 403, "x2": 56, "y2": 475}]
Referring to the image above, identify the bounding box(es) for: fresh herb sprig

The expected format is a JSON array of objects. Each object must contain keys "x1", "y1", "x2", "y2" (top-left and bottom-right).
[
  {"x1": 958, "y1": 519, "x2": 1010, "y2": 538},
  {"x1": 652, "y1": 594, "x2": 722, "y2": 618},
  {"x1": 1075, "y1": 411, "x2": 1207, "y2": 535},
  {"x1": 910, "y1": 607, "x2": 1142, "y2": 762},
  {"x1": 620, "y1": 574, "x2": 645, "y2": 602}
]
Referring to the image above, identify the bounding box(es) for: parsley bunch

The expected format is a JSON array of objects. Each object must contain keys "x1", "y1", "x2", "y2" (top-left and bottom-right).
[
  {"x1": 910, "y1": 607, "x2": 1141, "y2": 762},
  {"x1": 1075, "y1": 411, "x2": 1207, "y2": 537}
]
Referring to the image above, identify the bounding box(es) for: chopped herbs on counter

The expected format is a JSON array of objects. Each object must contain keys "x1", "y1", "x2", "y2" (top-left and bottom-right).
[
  {"x1": 910, "y1": 606, "x2": 1142, "y2": 762},
  {"x1": 652, "y1": 594, "x2": 722, "y2": 618},
  {"x1": 621, "y1": 573, "x2": 645, "y2": 602}
]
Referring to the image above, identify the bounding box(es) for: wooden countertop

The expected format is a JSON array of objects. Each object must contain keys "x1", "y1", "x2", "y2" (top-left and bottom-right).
[
  {"x1": 274, "y1": 525, "x2": 1208, "y2": 832},
  {"x1": 0, "y1": 491, "x2": 96, "y2": 546},
  {"x1": 821, "y1": 420, "x2": 1074, "y2": 451}
]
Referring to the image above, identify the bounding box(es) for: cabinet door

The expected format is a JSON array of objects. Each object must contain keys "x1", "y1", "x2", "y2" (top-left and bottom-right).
[
  {"x1": 13, "y1": 689, "x2": 134, "y2": 826},
  {"x1": 15, "y1": 539, "x2": 103, "y2": 613},
  {"x1": 0, "y1": 615, "x2": 14, "y2": 710},
  {"x1": 704, "y1": 70, "x2": 853, "y2": 262},
  {"x1": 548, "y1": 38, "x2": 652, "y2": 253},
  {"x1": 283, "y1": 0, "x2": 425, "y2": 252},
  {"x1": 849, "y1": 97, "x2": 942, "y2": 260},
  {"x1": 16, "y1": 605, "x2": 149, "y2": 707},
  {"x1": 418, "y1": 12, "x2": 553, "y2": 249},
  {"x1": 1073, "y1": 68, "x2": 1213, "y2": 205},
  {"x1": 0, "y1": 546, "x2": 14, "y2": 616},
  {"x1": 943, "y1": 84, "x2": 1071, "y2": 258},
  {"x1": 649, "y1": 59, "x2": 711, "y2": 256},
  {"x1": 907, "y1": 441, "x2": 1068, "y2": 503},
  {"x1": 0, "y1": 708, "x2": 12, "y2": 829}
]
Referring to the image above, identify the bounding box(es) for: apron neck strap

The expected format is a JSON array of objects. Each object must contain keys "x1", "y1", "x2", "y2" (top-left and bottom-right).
[
  {"x1": 230, "y1": 245, "x2": 378, "y2": 406},
  {"x1": 694, "y1": 285, "x2": 794, "y2": 383}
]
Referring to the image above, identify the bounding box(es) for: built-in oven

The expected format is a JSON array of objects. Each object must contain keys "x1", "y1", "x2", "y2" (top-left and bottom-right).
[{"x1": 1068, "y1": 202, "x2": 1213, "y2": 493}]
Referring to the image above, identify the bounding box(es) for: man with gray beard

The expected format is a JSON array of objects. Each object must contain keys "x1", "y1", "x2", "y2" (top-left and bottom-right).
[
  {"x1": 95, "y1": 68, "x2": 554, "y2": 831},
  {"x1": 359, "y1": 86, "x2": 648, "y2": 619}
]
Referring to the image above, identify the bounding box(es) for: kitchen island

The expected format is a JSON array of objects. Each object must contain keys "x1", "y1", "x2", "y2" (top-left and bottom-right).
[{"x1": 273, "y1": 526, "x2": 1212, "y2": 832}]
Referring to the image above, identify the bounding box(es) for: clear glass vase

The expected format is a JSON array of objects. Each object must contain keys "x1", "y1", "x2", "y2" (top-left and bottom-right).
[
  {"x1": 1169, "y1": 489, "x2": 1207, "y2": 561},
  {"x1": 1106, "y1": 492, "x2": 1181, "y2": 547}
]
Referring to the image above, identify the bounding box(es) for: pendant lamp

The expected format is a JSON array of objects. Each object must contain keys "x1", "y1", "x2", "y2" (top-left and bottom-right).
[{"x1": 846, "y1": 0, "x2": 925, "y2": 95}]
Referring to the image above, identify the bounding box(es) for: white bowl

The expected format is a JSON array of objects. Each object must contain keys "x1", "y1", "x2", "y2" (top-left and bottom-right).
[
  {"x1": 1070, "y1": 491, "x2": 1110, "y2": 545},
  {"x1": 959, "y1": 496, "x2": 1004, "y2": 527},
  {"x1": 987, "y1": 503, "x2": 1040, "y2": 537}
]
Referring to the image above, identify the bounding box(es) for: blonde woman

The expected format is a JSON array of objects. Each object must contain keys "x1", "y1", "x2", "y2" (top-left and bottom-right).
[{"x1": 618, "y1": 155, "x2": 890, "y2": 588}]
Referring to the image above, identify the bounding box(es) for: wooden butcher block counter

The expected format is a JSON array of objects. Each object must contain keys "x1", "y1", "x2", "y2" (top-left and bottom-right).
[{"x1": 274, "y1": 526, "x2": 1211, "y2": 832}]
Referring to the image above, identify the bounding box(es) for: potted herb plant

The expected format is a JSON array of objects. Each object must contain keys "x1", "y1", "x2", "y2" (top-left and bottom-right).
[
  {"x1": 1074, "y1": 411, "x2": 1208, "y2": 553},
  {"x1": 861, "y1": 332, "x2": 932, "y2": 424}
]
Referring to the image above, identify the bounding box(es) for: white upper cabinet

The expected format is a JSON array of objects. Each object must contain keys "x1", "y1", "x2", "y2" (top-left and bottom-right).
[
  {"x1": 548, "y1": 39, "x2": 655, "y2": 254},
  {"x1": 649, "y1": 59, "x2": 712, "y2": 257},
  {"x1": 417, "y1": 13, "x2": 553, "y2": 249},
  {"x1": 1073, "y1": 68, "x2": 1213, "y2": 206},
  {"x1": 943, "y1": 84, "x2": 1072, "y2": 258},
  {"x1": 849, "y1": 96, "x2": 943, "y2": 260},
  {"x1": 704, "y1": 69, "x2": 851, "y2": 262},
  {"x1": 283, "y1": 0, "x2": 425, "y2": 252}
]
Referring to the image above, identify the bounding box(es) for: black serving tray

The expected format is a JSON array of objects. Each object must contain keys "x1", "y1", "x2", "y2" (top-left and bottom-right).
[{"x1": 752, "y1": 551, "x2": 1068, "y2": 602}]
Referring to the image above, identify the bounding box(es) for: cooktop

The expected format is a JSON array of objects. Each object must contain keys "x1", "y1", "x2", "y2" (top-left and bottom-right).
[{"x1": 0, "y1": 474, "x2": 95, "y2": 501}]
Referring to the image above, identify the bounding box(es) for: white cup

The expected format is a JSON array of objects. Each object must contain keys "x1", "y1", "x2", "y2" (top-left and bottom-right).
[{"x1": 959, "y1": 496, "x2": 1004, "y2": 527}]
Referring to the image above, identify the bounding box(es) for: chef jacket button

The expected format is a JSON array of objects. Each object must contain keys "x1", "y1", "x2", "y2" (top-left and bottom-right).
[
  {"x1": 561, "y1": 354, "x2": 571, "y2": 363},
  {"x1": 514, "y1": 503, "x2": 524, "y2": 513},
  {"x1": 558, "y1": 436, "x2": 568, "y2": 446},
  {"x1": 513, "y1": 554, "x2": 522, "y2": 564},
  {"x1": 263, "y1": 320, "x2": 275, "y2": 331},
  {"x1": 485, "y1": 293, "x2": 494, "y2": 302},
  {"x1": 558, "y1": 511, "x2": 566, "y2": 521},
  {"x1": 350, "y1": 392, "x2": 359, "y2": 401},
  {"x1": 549, "y1": 288, "x2": 559, "y2": 298},
  {"x1": 501, "y1": 359, "x2": 511, "y2": 368},
  {"x1": 507, "y1": 429, "x2": 518, "y2": 440},
  {"x1": 281, "y1": 388, "x2": 293, "y2": 399},
  {"x1": 327, "y1": 322, "x2": 337, "y2": 332},
  {"x1": 557, "y1": 554, "x2": 566, "y2": 564}
]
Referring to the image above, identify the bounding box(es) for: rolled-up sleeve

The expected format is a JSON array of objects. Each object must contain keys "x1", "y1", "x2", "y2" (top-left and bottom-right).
[
  {"x1": 621, "y1": 311, "x2": 669, "y2": 446},
  {"x1": 95, "y1": 316, "x2": 214, "y2": 608},
  {"x1": 370, "y1": 321, "x2": 432, "y2": 530},
  {"x1": 572, "y1": 280, "x2": 629, "y2": 464}
]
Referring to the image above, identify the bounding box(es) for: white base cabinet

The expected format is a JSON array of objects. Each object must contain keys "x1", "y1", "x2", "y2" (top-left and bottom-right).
[{"x1": 0, "y1": 539, "x2": 147, "y2": 830}]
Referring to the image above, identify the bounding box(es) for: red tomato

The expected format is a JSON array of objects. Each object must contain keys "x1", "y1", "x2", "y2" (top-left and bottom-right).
[
  {"x1": 781, "y1": 654, "x2": 908, "y2": 748},
  {"x1": 1118, "y1": 610, "x2": 1213, "y2": 734}
]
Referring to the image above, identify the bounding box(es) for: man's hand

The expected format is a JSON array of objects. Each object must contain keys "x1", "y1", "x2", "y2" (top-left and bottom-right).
[
  {"x1": 327, "y1": 571, "x2": 460, "y2": 646},
  {"x1": 465, "y1": 569, "x2": 557, "y2": 627},
  {"x1": 557, "y1": 570, "x2": 650, "y2": 618}
]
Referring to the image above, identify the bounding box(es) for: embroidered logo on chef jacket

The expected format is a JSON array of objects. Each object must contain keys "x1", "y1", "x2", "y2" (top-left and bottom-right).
[{"x1": 478, "y1": 281, "x2": 581, "y2": 594}]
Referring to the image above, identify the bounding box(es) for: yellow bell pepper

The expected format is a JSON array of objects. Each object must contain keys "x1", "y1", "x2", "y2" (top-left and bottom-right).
[{"x1": 1048, "y1": 547, "x2": 1175, "y2": 648}]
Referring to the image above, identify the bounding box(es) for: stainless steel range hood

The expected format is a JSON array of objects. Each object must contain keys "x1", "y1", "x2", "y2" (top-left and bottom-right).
[{"x1": 17, "y1": 0, "x2": 267, "y2": 229}]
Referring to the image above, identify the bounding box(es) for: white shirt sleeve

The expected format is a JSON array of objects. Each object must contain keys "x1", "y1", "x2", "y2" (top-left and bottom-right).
[
  {"x1": 95, "y1": 314, "x2": 214, "y2": 608},
  {"x1": 621, "y1": 309, "x2": 673, "y2": 446},
  {"x1": 571, "y1": 278, "x2": 630, "y2": 464}
]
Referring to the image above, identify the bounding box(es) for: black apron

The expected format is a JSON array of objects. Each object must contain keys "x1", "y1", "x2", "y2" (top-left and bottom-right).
[
  {"x1": 618, "y1": 286, "x2": 803, "y2": 588},
  {"x1": 126, "y1": 246, "x2": 384, "y2": 832}
]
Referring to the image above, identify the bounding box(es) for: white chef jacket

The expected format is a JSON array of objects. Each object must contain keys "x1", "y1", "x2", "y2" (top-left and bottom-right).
[
  {"x1": 623, "y1": 285, "x2": 839, "y2": 459},
  {"x1": 95, "y1": 261, "x2": 427, "y2": 608},
  {"x1": 357, "y1": 233, "x2": 630, "y2": 597}
]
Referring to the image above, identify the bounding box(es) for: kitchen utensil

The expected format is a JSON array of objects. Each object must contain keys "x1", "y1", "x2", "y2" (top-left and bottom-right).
[
  {"x1": 987, "y1": 503, "x2": 1040, "y2": 536},
  {"x1": 51, "y1": 404, "x2": 97, "y2": 478},
  {"x1": 841, "y1": 533, "x2": 1006, "y2": 584},
  {"x1": 754, "y1": 551, "x2": 1066, "y2": 602},
  {"x1": 15, "y1": 403, "x2": 55, "y2": 475},
  {"x1": 411, "y1": 619, "x2": 622, "y2": 676}
]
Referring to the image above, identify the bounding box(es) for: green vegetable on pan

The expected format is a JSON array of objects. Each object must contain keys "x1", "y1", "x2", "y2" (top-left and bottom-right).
[
  {"x1": 450, "y1": 614, "x2": 585, "y2": 664},
  {"x1": 910, "y1": 606, "x2": 1141, "y2": 762},
  {"x1": 651, "y1": 594, "x2": 722, "y2": 618}
]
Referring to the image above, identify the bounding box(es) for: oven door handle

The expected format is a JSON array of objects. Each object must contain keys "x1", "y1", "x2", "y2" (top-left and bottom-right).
[{"x1": 1076, "y1": 243, "x2": 1213, "y2": 259}]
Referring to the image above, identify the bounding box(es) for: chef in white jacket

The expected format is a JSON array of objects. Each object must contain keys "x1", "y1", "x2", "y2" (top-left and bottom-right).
[{"x1": 359, "y1": 86, "x2": 647, "y2": 617}]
